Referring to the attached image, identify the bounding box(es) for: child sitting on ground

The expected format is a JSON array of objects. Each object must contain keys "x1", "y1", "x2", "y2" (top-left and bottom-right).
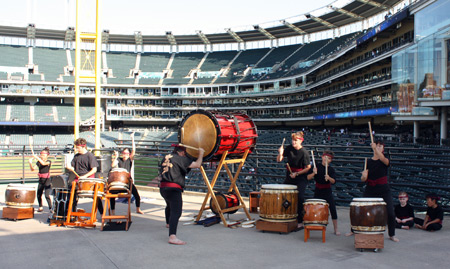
[
  {"x1": 395, "y1": 191, "x2": 415, "y2": 229},
  {"x1": 414, "y1": 193, "x2": 444, "y2": 231}
]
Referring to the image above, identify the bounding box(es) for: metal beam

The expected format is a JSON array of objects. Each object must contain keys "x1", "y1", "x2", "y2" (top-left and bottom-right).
[
  {"x1": 328, "y1": 5, "x2": 364, "y2": 20},
  {"x1": 357, "y1": 0, "x2": 390, "y2": 10},
  {"x1": 307, "y1": 14, "x2": 336, "y2": 29},
  {"x1": 281, "y1": 20, "x2": 307, "y2": 35},
  {"x1": 253, "y1": 25, "x2": 275, "y2": 40},
  {"x1": 226, "y1": 28, "x2": 244, "y2": 43}
]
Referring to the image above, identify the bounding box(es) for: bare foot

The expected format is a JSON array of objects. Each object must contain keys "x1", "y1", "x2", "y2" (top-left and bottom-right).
[
  {"x1": 169, "y1": 235, "x2": 186, "y2": 245},
  {"x1": 390, "y1": 236, "x2": 399, "y2": 242},
  {"x1": 401, "y1": 226, "x2": 410, "y2": 230},
  {"x1": 136, "y1": 208, "x2": 144, "y2": 214},
  {"x1": 38, "y1": 207, "x2": 44, "y2": 212},
  {"x1": 345, "y1": 232, "x2": 354, "y2": 237},
  {"x1": 335, "y1": 231, "x2": 341, "y2": 236}
]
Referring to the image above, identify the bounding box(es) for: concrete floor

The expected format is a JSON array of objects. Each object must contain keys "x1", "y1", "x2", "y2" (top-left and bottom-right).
[{"x1": 1, "y1": 183, "x2": 449, "y2": 269}]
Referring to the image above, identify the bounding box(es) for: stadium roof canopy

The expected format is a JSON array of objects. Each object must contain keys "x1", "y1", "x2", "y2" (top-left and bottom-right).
[{"x1": 0, "y1": 0, "x2": 403, "y2": 46}]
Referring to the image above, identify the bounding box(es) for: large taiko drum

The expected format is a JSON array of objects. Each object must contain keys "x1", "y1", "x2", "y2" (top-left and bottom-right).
[
  {"x1": 5, "y1": 184, "x2": 36, "y2": 208},
  {"x1": 210, "y1": 192, "x2": 240, "y2": 215},
  {"x1": 107, "y1": 168, "x2": 131, "y2": 193},
  {"x1": 303, "y1": 199, "x2": 329, "y2": 226},
  {"x1": 350, "y1": 198, "x2": 387, "y2": 234},
  {"x1": 259, "y1": 184, "x2": 298, "y2": 222},
  {"x1": 78, "y1": 178, "x2": 105, "y2": 198},
  {"x1": 179, "y1": 110, "x2": 258, "y2": 161}
]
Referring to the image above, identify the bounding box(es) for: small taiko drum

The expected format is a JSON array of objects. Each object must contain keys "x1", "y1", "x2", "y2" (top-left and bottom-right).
[
  {"x1": 303, "y1": 199, "x2": 329, "y2": 226},
  {"x1": 107, "y1": 168, "x2": 131, "y2": 193},
  {"x1": 179, "y1": 110, "x2": 258, "y2": 161},
  {"x1": 78, "y1": 178, "x2": 105, "y2": 198},
  {"x1": 259, "y1": 184, "x2": 298, "y2": 222},
  {"x1": 210, "y1": 192, "x2": 240, "y2": 215},
  {"x1": 350, "y1": 198, "x2": 387, "y2": 234},
  {"x1": 5, "y1": 184, "x2": 36, "y2": 208}
]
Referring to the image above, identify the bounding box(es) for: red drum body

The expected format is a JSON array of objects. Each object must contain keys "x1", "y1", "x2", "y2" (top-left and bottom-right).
[
  {"x1": 259, "y1": 184, "x2": 298, "y2": 222},
  {"x1": 350, "y1": 198, "x2": 387, "y2": 234},
  {"x1": 107, "y1": 168, "x2": 131, "y2": 193},
  {"x1": 179, "y1": 110, "x2": 258, "y2": 161},
  {"x1": 210, "y1": 193, "x2": 240, "y2": 215},
  {"x1": 78, "y1": 178, "x2": 105, "y2": 198},
  {"x1": 303, "y1": 199, "x2": 329, "y2": 226},
  {"x1": 5, "y1": 184, "x2": 36, "y2": 208}
]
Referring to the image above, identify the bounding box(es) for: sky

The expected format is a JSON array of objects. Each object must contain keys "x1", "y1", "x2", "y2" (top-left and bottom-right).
[{"x1": 0, "y1": 0, "x2": 338, "y2": 35}]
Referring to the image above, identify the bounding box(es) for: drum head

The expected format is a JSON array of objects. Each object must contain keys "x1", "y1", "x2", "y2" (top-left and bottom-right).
[
  {"x1": 261, "y1": 184, "x2": 297, "y2": 190},
  {"x1": 305, "y1": 199, "x2": 327, "y2": 204},
  {"x1": 179, "y1": 110, "x2": 218, "y2": 160},
  {"x1": 7, "y1": 184, "x2": 35, "y2": 191}
]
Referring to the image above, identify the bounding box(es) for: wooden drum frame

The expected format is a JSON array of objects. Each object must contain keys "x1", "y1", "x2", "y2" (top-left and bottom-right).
[
  {"x1": 303, "y1": 199, "x2": 329, "y2": 226},
  {"x1": 179, "y1": 110, "x2": 258, "y2": 161},
  {"x1": 259, "y1": 184, "x2": 298, "y2": 222},
  {"x1": 350, "y1": 198, "x2": 387, "y2": 234}
]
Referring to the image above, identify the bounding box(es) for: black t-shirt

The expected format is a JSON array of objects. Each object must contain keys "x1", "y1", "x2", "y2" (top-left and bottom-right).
[
  {"x1": 395, "y1": 203, "x2": 415, "y2": 219},
  {"x1": 427, "y1": 205, "x2": 444, "y2": 224},
  {"x1": 367, "y1": 158, "x2": 389, "y2": 180},
  {"x1": 309, "y1": 162, "x2": 336, "y2": 187},
  {"x1": 36, "y1": 160, "x2": 51, "y2": 174},
  {"x1": 118, "y1": 158, "x2": 132, "y2": 173},
  {"x1": 160, "y1": 153, "x2": 193, "y2": 189},
  {"x1": 71, "y1": 151, "x2": 98, "y2": 176},
  {"x1": 283, "y1": 146, "x2": 310, "y2": 169}
]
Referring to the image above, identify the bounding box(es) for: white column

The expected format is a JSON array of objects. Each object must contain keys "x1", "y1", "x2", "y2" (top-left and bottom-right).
[
  {"x1": 441, "y1": 107, "x2": 448, "y2": 145},
  {"x1": 413, "y1": 121, "x2": 419, "y2": 143}
]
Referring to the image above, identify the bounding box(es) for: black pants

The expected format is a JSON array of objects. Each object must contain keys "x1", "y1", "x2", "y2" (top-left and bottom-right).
[
  {"x1": 364, "y1": 184, "x2": 396, "y2": 237},
  {"x1": 395, "y1": 220, "x2": 414, "y2": 229},
  {"x1": 110, "y1": 184, "x2": 141, "y2": 210},
  {"x1": 284, "y1": 174, "x2": 307, "y2": 223},
  {"x1": 414, "y1": 218, "x2": 442, "y2": 231},
  {"x1": 314, "y1": 188, "x2": 337, "y2": 220},
  {"x1": 160, "y1": 187, "x2": 183, "y2": 236},
  {"x1": 37, "y1": 177, "x2": 52, "y2": 209},
  {"x1": 68, "y1": 179, "x2": 103, "y2": 215}
]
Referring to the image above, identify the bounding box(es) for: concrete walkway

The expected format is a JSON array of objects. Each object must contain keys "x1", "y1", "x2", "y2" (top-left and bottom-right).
[{"x1": 1, "y1": 183, "x2": 449, "y2": 269}]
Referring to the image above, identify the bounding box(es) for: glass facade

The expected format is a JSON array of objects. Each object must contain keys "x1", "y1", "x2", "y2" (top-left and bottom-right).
[{"x1": 393, "y1": 2, "x2": 450, "y2": 115}]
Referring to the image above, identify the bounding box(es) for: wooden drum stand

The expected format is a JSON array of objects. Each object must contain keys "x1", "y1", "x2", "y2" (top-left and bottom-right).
[
  {"x1": 64, "y1": 181, "x2": 101, "y2": 228},
  {"x1": 101, "y1": 189, "x2": 132, "y2": 231},
  {"x1": 196, "y1": 150, "x2": 252, "y2": 227}
]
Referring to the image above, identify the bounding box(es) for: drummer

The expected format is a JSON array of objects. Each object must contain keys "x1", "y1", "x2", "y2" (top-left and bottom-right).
[
  {"x1": 353, "y1": 140, "x2": 399, "y2": 242},
  {"x1": 110, "y1": 132, "x2": 144, "y2": 214},
  {"x1": 65, "y1": 138, "x2": 103, "y2": 215},
  {"x1": 28, "y1": 147, "x2": 52, "y2": 213},
  {"x1": 159, "y1": 144, "x2": 204, "y2": 245},
  {"x1": 277, "y1": 131, "x2": 311, "y2": 229},
  {"x1": 307, "y1": 150, "x2": 340, "y2": 235}
]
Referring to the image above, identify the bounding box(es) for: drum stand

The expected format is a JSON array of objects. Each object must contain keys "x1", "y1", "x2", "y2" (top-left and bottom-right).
[
  {"x1": 64, "y1": 181, "x2": 101, "y2": 228},
  {"x1": 196, "y1": 150, "x2": 252, "y2": 227},
  {"x1": 101, "y1": 190, "x2": 132, "y2": 231}
]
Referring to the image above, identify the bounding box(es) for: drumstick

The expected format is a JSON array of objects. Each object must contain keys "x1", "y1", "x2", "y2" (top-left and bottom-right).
[
  {"x1": 29, "y1": 141, "x2": 35, "y2": 157},
  {"x1": 325, "y1": 157, "x2": 328, "y2": 179},
  {"x1": 364, "y1": 157, "x2": 367, "y2": 171},
  {"x1": 310, "y1": 150, "x2": 316, "y2": 168},
  {"x1": 368, "y1": 121, "x2": 374, "y2": 144},
  {"x1": 286, "y1": 163, "x2": 293, "y2": 174},
  {"x1": 178, "y1": 143, "x2": 200, "y2": 151},
  {"x1": 281, "y1": 137, "x2": 285, "y2": 148}
]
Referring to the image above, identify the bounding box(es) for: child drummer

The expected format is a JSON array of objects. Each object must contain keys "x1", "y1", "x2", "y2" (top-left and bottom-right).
[
  {"x1": 414, "y1": 193, "x2": 444, "y2": 231},
  {"x1": 395, "y1": 191, "x2": 415, "y2": 230},
  {"x1": 307, "y1": 150, "x2": 340, "y2": 235}
]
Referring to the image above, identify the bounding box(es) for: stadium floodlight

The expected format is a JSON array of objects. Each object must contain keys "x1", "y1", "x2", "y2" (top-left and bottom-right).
[
  {"x1": 226, "y1": 28, "x2": 244, "y2": 43},
  {"x1": 280, "y1": 20, "x2": 307, "y2": 35},
  {"x1": 102, "y1": 30, "x2": 110, "y2": 44},
  {"x1": 308, "y1": 14, "x2": 336, "y2": 29},
  {"x1": 65, "y1": 27, "x2": 75, "y2": 41},
  {"x1": 134, "y1": 31, "x2": 143, "y2": 45},
  {"x1": 196, "y1": 30, "x2": 210, "y2": 45},
  {"x1": 327, "y1": 5, "x2": 364, "y2": 20},
  {"x1": 356, "y1": 0, "x2": 389, "y2": 10},
  {"x1": 27, "y1": 24, "x2": 36, "y2": 39},
  {"x1": 166, "y1": 31, "x2": 177, "y2": 46},
  {"x1": 253, "y1": 25, "x2": 275, "y2": 40}
]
